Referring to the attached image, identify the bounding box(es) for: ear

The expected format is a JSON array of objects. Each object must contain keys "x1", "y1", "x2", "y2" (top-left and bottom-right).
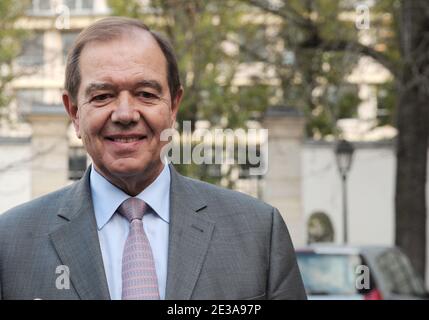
[
  {"x1": 62, "y1": 91, "x2": 81, "y2": 139},
  {"x1": 170, "y1": 86, "x2": 183, "y2": 127}
]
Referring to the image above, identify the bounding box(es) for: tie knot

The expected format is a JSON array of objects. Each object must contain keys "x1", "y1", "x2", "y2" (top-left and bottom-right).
[{"x1": 117, "y1": 198, "x2": 147, "y2": 222}]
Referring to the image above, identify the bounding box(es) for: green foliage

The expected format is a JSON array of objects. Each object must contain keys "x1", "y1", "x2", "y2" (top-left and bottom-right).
[
  {"x1": 0, "y1": 0, "x2": 30, "y2": 117},
  {"x1": 376, "y1": 80, "x2": 396, "y2": 127},
  {"x1": 337, "y1": 90, "x2": 360, "y2": 119},
  {"x1": 238, "y1": 0, "x2": 366, "y2": 138}
]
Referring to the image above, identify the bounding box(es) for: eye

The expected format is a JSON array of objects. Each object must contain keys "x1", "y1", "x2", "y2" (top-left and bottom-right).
[
  {"x1": 137, "y1": 91, "x2": 159, "y2": 100},
  {"x1": 91, "y1": 93, "x2": 114, "y2": 103}
]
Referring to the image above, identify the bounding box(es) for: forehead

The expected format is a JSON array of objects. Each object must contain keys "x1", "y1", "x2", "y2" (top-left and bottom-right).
[{"x1": 78, "y1": 30, "x2": 168, "y2": 91}]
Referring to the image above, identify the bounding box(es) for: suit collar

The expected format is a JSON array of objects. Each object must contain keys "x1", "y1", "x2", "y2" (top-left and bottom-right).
[
  {"x1": 49, "y1": 164, "x2": 215, "y2": 300},
  {"x1": 168, "y1": 164, "x2": 208, "y2": 212},
  {"x1": 49, "y1": 167, "x2": 111, "y2": 300},
  {"x1": 89, "y1": 166, "x2": 128, "y2": 230}
]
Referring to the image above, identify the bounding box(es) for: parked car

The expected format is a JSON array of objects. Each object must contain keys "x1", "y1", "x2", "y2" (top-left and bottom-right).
[{"x1": 296, "y1": 244, "x2": 428, "y2": 300}]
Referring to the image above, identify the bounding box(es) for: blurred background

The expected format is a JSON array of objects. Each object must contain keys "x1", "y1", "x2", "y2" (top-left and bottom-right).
[{"x1": 0, "y1": 0, "x2": 428, "y2": 299}]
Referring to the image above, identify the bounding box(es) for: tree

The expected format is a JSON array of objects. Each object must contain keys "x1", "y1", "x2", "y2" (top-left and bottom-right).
[
  {"x1": 245, "y1": 0, "x2": 428, "y2": 280},
  {"x1": 0, "y1": 0, "x2": 30, "y2": 122},
  {"x1": 394, "y1": 0, "x2": 429, "y2": 281},
  {"x1": 237, "y1": 0, "x2": 363, "y2": 138}
]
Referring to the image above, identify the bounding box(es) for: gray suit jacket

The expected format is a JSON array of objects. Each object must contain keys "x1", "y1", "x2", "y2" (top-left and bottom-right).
[{"x1": 0, "y1": 165, "x2": 306, "y2": 300}]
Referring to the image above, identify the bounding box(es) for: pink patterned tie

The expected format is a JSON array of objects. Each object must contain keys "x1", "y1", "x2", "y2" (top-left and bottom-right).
[{"x1": 117, "y1": 198, "x2": 160, "y2": 300}]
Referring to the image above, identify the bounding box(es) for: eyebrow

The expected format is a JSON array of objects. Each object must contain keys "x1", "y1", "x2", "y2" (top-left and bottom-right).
[
  {"x1": 84, "y1": 82, "x2": 116, "y2": 98},
  {"x1": 134, "y1": 80, "x2": 163, "y2": 95},
  {"x1": 84, "y1": 80, "x2": 164, "y2": 98}
]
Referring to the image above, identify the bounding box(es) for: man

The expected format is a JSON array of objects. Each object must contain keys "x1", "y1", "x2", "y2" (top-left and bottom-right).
[{"x1": 0, "y1": 17, "x2": 306, "y2": 300}]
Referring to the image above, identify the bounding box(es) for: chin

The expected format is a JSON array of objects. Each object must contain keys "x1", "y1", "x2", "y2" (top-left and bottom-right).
[
  {"x1": 108, "y1": 158, "x2": 160, "y2": 177},
  {"x1": 110, "y1": 164, "x2": 148, "y2": 177}
]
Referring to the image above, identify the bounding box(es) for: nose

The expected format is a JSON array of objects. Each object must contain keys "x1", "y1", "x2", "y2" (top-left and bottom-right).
[{"x1": 111, "y1": 91, "x2": 140, "y2": 125}]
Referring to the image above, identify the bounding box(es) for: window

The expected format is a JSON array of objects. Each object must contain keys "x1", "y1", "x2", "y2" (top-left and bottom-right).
[
  {"x1": 69, "y1": 147, "x2": 87, "y2": 180},
  {"x1": 376, "y1": 249, "x2": 427, "y2": 297},
  {"x1": 16, "y1": 33, "x2": 44, "y2": 67},
  {"x1": 29, "y1": 0, "x2": 52, "y2": 13},
  {"x1": 64, "y1": 0, "x2": 93, "y2": 13},
  {"x1": 16, "y1": 89, "x2": 44, "y2": 113},
  {"x1": 62, "y1": 32, "x2": 79, "y2": 63},
  {"x1": 297, "y1": 253, "x2": 363, "y2": 295}
]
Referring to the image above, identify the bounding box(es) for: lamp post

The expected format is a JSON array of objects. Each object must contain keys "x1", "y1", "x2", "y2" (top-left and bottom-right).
[{"x1": 335, "y1": 139, "x2": 355, "y2": 244}]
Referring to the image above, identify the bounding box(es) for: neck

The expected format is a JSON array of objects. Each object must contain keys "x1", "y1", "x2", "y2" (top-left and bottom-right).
[{"x1": 93, "y1": 163, "x2": 165, "y2": 196}]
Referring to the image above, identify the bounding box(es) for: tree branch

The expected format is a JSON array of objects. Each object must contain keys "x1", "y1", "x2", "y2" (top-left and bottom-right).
[
  {"x1": 300, "y1": 38, "x2": 398, "y2": 77},
  {"x1": 245, "y1": 0, "x2": 397, "y2": 77},
  {"x1": 245, "y1": 0, "x2": 312, "y2": 29}
]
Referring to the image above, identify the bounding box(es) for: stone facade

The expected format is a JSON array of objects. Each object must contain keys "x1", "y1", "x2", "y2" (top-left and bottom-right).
[{"x1": 262, "y1": 106, "x2": 306, "y2": 247}]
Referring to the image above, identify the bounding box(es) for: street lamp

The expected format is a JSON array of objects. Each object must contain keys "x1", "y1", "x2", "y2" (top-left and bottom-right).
[{"x1": 335, "y1": 139, "x2": 355, "y2": 244}]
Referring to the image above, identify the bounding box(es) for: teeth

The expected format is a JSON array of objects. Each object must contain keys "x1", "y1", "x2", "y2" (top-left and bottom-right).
[{"x1": 112, "y1": 138, "x2": 141, "y2": 143}]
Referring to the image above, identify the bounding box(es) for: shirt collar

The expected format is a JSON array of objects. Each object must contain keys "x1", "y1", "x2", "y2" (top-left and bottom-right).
[{"x1": 90, "y1": 164, "x2": 171, "y2": 230}]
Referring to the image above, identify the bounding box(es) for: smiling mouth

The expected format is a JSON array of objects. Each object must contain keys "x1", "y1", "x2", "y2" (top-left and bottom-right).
[{"x1": 105, "y1": 136, "x2": 146, "y2": 143}]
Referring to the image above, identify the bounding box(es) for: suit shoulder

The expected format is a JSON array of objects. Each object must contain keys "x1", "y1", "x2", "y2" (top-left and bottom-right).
[
  {"x1": 0, "y1": 183, "x2": 74, "y2": 227},
  {"x1": 182, "y1": 175, "x2": 274, "y2": 214}
]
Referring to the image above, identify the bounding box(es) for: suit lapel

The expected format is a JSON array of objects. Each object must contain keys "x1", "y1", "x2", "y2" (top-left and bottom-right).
[
  {"x1": 48, "y1": 165, "x2": 214, "y2": 300},
  {"x1": 49, "y1": 168, "x2": 110, "y2": 300},
  {"x1": 165, "y1": 165, "x2": 215, "y2": 300}
]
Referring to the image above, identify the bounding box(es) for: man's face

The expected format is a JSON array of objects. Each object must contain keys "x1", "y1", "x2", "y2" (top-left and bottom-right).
[{"x1": 64, "y1": 30, "x2": 182, "y2": 185}]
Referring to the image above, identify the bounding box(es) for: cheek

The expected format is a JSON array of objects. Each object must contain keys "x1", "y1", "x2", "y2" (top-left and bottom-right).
[
  {"x1": 151, "y1": 106, "x2": 173, "y2": 132},
  {"x1": 79, "y1": 109, "x2": 110, "y2": 141},
  {"x1": 83, "y1": 108, "x2": 110, "y2": 135}
]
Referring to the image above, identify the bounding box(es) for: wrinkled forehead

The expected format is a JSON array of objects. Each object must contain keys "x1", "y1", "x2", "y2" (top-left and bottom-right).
[{"x1": 78, "y1": 29, "x2": 168, "y2": 92}]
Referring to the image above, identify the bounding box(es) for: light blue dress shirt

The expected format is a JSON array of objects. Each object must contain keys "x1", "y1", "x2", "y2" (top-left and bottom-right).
[{"x1": 90, "y1": 164, "x2": 170, "y2": 300}]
